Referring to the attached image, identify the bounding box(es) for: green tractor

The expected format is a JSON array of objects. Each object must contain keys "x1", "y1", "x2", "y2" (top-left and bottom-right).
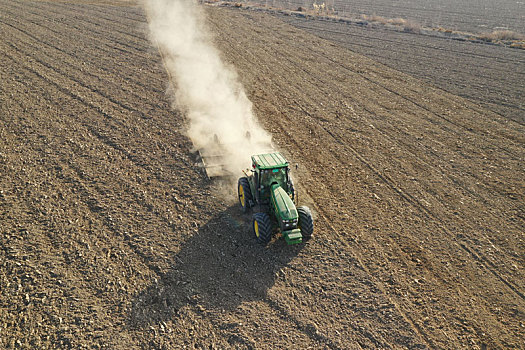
[{"x1": 237, "y1": 152, "x2": 314, "y2": 245}]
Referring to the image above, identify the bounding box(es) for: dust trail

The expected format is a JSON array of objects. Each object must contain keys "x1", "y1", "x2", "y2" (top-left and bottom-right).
[{"x1": 143, "y1": 0, "x2": 273, "y2": 177}]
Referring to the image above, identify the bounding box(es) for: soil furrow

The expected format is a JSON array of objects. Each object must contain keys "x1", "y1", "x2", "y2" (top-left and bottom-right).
[
  {"x1": 4, "y1": 1, "x2": 154, "y2": 60},
  {"x1": 0, "y1": 2, "x2": 162, "y2": 82},
  {"x1": 3, "y1": 19, "x2": 169, "y2": 118},
  {"x1": 13, "y1": 0, "x2": 151, "y2": 49}
]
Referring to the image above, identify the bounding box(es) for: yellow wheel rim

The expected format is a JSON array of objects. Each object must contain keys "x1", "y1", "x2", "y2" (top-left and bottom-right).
[
  {"x1": 254, "y1": 220, "x2": 259, "y2": 237},
  {"x1": 239, "y1": 184, "x2": 245, "y2": 207}
]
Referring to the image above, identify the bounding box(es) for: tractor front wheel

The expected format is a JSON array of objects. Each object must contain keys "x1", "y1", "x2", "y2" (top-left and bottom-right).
[
  {"x1": 253, "y1": 212, "x2": 272, "y2": 245},
  {"x1": 297, "y1": 206, "x2": 314, "y2": 239},
  {"x1": 238, "y1": 177, "x2": 253, "y2": 213}
]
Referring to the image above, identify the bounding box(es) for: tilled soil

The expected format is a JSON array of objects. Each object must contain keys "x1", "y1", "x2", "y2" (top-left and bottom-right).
[{"x1": 1, "y1": 0, "x2": 524, "y2": 349}]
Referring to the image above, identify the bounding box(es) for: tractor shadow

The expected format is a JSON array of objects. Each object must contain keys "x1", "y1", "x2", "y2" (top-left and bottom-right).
[{"x1": 129, "y1": 204, "x2": 305, "y2": 328}]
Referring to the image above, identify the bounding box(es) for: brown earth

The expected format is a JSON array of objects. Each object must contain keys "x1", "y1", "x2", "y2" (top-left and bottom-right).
[
  {"x1": 1, "y1": 0, "x2": 524, "y2": 349},
  {"x1": 271, "y1": 0, "x2": 525, "y2": 34},
  {"x1": 278, "y1": 13, "x2": 525, "y2": 125}
]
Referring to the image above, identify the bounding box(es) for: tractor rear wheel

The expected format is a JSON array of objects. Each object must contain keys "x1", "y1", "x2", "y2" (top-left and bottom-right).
[
  {"x1": 297, "y1": 206, "x2": 314, "y2": 239},
  {"x1": 238, "y1": 177, "x2": 252, "y2": 213},
  {"x1": 253, "y1": 212, "x2": 272, "y2": 245}
]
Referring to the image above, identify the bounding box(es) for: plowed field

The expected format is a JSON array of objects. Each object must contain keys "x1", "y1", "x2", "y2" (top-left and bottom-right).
[{"x1": 1, "y1": 0, "x2": 524, "y2": 349}]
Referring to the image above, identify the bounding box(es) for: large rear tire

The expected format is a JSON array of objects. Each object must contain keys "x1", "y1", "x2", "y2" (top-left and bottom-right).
[
  {"x1": 297, "y1": 206, "x2": 314, "y2": 239},
  {"x1": 253, "y1": 212, "x2": 272, "y2": 245},
  {"x1": 238, "y1": 177, "x2": 252, "y2": 213}
]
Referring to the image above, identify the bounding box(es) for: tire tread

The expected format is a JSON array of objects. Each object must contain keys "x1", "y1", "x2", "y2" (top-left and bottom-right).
[
  {"x1": 253, "y1": 212, "x2": 272, "y2": 245},
  {"x1": 297, "y1": 206, "x2": 314, "y2": 238},
  {"x1": 238, "y1": 177, "x2": 253, "y2": 213}
]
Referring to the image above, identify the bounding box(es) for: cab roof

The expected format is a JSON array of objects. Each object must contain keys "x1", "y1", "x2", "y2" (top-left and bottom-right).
[{"x1": 252, "y1": 152, "x2": 288, "y2": 169}]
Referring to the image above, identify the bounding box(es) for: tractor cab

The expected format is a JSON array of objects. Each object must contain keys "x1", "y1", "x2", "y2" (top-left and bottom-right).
[{"x1": 251, "y1": 153, "x2": 293, "y2": 203}]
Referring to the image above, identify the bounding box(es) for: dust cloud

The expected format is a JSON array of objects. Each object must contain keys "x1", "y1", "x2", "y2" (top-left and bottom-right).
[{"x1": 143, "y1": 0, "x2": 273, "y2": 178}]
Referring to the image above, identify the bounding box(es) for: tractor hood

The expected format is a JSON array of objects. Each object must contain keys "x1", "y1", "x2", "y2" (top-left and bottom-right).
[{"x1": 271, "y1": 184, "x2": 298, "y2": 221}]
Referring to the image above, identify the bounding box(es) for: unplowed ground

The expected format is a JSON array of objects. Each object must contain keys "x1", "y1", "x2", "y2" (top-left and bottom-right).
[
  {"x1": 272, "y1": 0, "x2": 525, "y2": 33},
  {"x1": 1, "y1": 1, "x2": 524, "y2": 349},
  {"x1": 279, "y1": 14, "x2": 525, "y2": 124}
]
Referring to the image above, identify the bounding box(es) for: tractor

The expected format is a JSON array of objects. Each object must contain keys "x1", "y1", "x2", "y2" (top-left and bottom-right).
[{"x1": 237, "y1": 152, "x2": 314, "y2": 245}]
